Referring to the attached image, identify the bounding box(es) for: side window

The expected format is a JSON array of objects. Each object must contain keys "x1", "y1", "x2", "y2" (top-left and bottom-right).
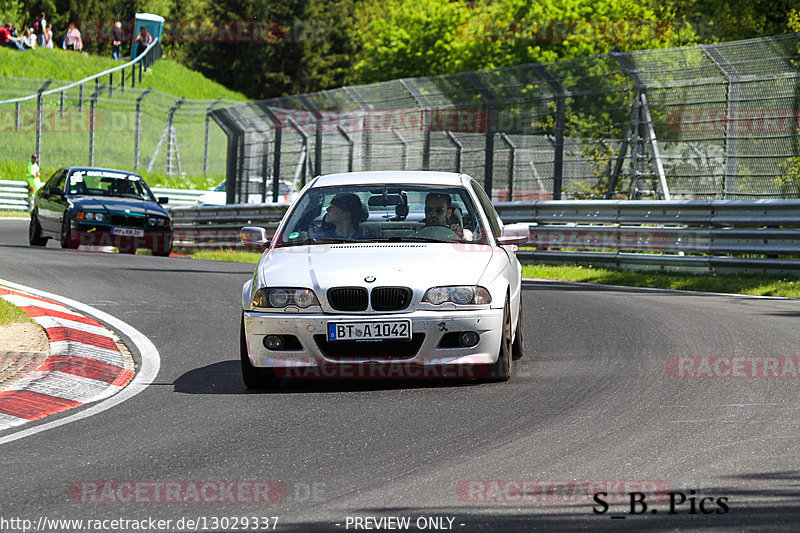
[
  {"x1": 45, "y1": 168, "x2": 67, "y2": 189},
  {"x1": 55, "y1": 170, "x2": 68, "y2": 190},
  {"x1": 471, "y1": 180, "x2": 502, "y2": 238}
]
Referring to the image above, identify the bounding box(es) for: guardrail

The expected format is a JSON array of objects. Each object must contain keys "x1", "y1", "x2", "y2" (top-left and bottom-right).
[
  {"x1": 150, "y1": 187, "x2": 205, "y2": 206},
  {"x1": 0, "y1": 180, "x2": 204, "y2": 211},
  {"x1": 168, "y1": 199, "x2": 800, "y2": 274},
  {"x1": 169, "y1": 204, "x2": 288, "y2": 250},
  {"x1": 495, "y1": 200, "x2": 800, "y2": 274},
  {"x1": 0, "y1": 180, "x2": 29, "y2": 211}
]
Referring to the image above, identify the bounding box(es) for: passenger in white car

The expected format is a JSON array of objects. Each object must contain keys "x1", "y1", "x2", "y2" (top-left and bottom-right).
[{"x1": 312, "y1": 192, "x2": 367, "y2": 239}]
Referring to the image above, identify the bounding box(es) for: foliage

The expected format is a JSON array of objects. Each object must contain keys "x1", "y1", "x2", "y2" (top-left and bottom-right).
[
  {"x1": 777, "y1": 156, "x2": 800, "y2": 198},
  {"x1": 0, "y1": 0, "x2": 22, "y2": 25}
]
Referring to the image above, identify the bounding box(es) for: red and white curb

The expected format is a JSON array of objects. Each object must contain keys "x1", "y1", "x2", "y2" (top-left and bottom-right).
[{"x1": 0, "y1": 286, "x2": 134, "y2": 430}]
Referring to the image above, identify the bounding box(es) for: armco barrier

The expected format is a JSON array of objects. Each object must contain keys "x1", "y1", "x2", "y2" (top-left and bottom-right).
[
  {"x1": 0, "y1": 180, "x2": 28, "y2": 211},
  {"x1": 168, "y1": 203, "x2": 287, "y2": 250},
  {"x1": 495, "y1": 199, "x2": 800, "y2": 274},
  {"x1": 168, "y1": 199, "x2": 800, "y2": 275}
]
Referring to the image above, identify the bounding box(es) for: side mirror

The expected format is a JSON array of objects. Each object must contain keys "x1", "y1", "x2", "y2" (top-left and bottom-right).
[
  {"x1": 241, "y1": 226, "x2": 270, "y2": 248},
  {"x1": 496, "y1": 223, "x2": 530, "y2": 246},
  {"x1": 48, "y1": 186, "x2": 63, "y2": 197},
  {"x1": 158, "y1": 197, "x2": 169, "y2": 205}
]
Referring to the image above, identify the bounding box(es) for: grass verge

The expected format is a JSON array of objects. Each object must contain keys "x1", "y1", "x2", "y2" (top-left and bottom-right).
[
  {"x1": 0, "y1": 298, "x2": 31, "y2": 326},
  {"x1": 179, "y1": 250, "x2": 800, "y2": 297},
  {"x1": 523, "y1": 264, "x2": 800, "y2": 298}
]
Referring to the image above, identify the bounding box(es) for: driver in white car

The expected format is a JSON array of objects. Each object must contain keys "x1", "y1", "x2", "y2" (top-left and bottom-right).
[{"x1": 423, "y1": 192, "x2": 470, "y2": 239}]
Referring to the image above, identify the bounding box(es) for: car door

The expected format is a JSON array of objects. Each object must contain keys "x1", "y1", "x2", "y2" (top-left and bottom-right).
[{"x1": 37, "y1": 168, "x2": 68, "y2": 234}]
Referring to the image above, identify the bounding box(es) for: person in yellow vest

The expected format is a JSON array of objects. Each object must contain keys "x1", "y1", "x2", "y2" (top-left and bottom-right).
[{"x1": 26, "y1": 154, "x2": 41, "y2": 209}]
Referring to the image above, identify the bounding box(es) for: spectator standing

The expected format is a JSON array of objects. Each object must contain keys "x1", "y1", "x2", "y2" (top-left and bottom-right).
[
  {"x1": 134, "y1": 25, "x2": 153, "y2": 48},
  {"x1": 111, "y1": 21, "x2": 124, "y2": 60},
  {"x1": 33, "y1": 12, "x2": 46, "y2": 47},
  {"x1": 63, "y1": 22, "x2": 82, "y2": 51},
  {"x1": 26, "y1": 154, "x2": 41, "y2": 208},
  {"x1": 43, "y1": 26, "x2": 53, "y2": 49}
]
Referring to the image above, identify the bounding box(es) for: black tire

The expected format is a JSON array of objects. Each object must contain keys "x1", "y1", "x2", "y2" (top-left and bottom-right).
[
  {"x1": 240, "y1": 314, "x2": 281, "y2": 389},
  {"x1": 28, "y1": 212, "x2": 47, "y2": 246},
  {"x1": 117, "y1": 243, "x2": 137, "y2": 254},
  {"x1": 512, "y1": 297, "x2": 525, "y2": 360},
  {"x1": 151, "y1": 246, "x2": 172, "y2": 257},
  {"x1": 59, "y1": 212, "x2": 78, "y2": 249},
  {"x1": 487, "y1": 297, "x2": 513, "y2": 381}
]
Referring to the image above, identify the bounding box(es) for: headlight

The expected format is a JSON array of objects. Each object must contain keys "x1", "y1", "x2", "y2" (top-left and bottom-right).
[
  {"x1": 80, "y1": 212, "x2": 107, "y2": 222},
  {"x1": 253, "y1": 287, "x2": 320, "y2": 309},
  {"x1": 422, "y1": 286, "x2": 491, "y2": 305},
  {"x1": 148, "y1": 217, "x2": 166, "y2": 227}
]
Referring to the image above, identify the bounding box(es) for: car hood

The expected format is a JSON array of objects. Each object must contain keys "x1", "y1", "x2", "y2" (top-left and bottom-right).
[
  {"x1": 69, "y1": 196, "x2": 168, "y2": 216},
  {"x1": 257, "y1": 243, "x2": 496, "y2": 290}
]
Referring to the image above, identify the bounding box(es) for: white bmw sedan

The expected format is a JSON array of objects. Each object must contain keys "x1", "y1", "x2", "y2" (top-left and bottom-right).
[{"x1": 240, "y1": 171, "x2": 529, "y2": 388}]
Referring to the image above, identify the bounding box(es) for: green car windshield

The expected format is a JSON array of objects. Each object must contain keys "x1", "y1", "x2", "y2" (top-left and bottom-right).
[{"x1": 67, "y1": 170, "x2": 156, "y2": 202}]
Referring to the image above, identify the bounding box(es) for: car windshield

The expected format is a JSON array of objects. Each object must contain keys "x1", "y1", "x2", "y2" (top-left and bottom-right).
[
  {"x1": 275, "y1": 184, "x2": 488, "y2": 247},
  {"x1": 67, "y1": 170, "x2": 156, "y2": 201}
]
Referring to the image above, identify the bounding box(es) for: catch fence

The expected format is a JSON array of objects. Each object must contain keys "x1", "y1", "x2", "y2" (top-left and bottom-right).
[{"x1": 211, "y1": 33, "x2": 800, "y2": 203}]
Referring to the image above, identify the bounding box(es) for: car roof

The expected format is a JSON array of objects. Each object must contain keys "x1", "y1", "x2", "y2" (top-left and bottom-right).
[
  {"x1": 65, "y1": 166, "x2": 142, "y2": 177},
  {"x1": 311, "y1": 171, "x2": 469, "y2": 188}
]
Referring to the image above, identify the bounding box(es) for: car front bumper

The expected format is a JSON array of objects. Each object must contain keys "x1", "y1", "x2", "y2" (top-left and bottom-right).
[
  {"x1": 243, "y1": 308, "x2": 504, "y2": 379},
  {"x1": 69, "y1": 222, "x2": 173, "y2": 250}
]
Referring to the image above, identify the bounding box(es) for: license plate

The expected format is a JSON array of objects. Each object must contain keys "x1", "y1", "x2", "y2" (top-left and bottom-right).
[
  {"x1": 111, "y1": 227, "x2": 144, "y2": 237},
  {"x1": 327, "y1": 320, "x2": 411, "y2": 341}
]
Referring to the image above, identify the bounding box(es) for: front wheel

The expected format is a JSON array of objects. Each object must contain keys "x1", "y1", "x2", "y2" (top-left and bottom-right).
[
  {"x1": 59, "y1": 212, "x2": 78, "y2": 249},
  {"x1": 512, "y1": 297, "x2": 525, "y2": 360},
  {"x1": 486, "y1": 298, "x2": 513, "y2": 381},
  {"x1": 240, "y1": 314, "x2": 281, "y2": 389},
  {"x1": 28, "y1": 212, "x2": 47, "y2": 246}
]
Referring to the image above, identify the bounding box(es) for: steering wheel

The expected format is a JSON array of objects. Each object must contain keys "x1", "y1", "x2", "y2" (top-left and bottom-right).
[{"x1": 415, "y1": 224, "x2": 457, "y2": 240}]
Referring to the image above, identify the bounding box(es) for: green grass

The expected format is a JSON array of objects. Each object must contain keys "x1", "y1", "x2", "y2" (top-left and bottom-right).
[
  {"x1": 0, "y1": 47, "x2": 248, "y2": 101},
  {"x1": 188, "y1": 249, "x2": 264, "y2": 263},
  {"x1": 179, "y1": 251, "x2": 800, "y2": 297},
  {"x1": 523, "y1": 264, "x2": 800, "y2": 298},
  {"x1": 0, "y1": 297, "x2": 31, "y2": 326}
]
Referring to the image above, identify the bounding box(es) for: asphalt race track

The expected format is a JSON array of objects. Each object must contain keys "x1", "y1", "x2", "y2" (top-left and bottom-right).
[{"x1": 1, "y1": 218, "x2": 799, "y2": 532}]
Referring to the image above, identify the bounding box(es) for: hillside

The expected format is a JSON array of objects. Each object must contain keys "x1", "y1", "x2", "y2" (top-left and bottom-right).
[{"x1": 0, "y1": 47, "x2": 249, "y2": 102}]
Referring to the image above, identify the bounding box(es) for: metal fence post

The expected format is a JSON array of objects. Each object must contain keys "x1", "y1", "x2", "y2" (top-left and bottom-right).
[
  {"x1": 446, "y1": 131, "x2": 463, "y2": 173},
  {"x1": 500, "y1": 133, "x2": 516, "y2": 201},
  {"x1": 344, "y1": 86, "x2": 372, "y2": 171},
  {"x1": 400, "y1": 79, "x2": 432, "y2": 170},
  {"x1": 204, "y1": 99, "x2": 222, "y2": 174},
  {"x1": 134, "y1": 89, "x2": 153, "y2": 170},
  {"x1": 392, "y1": 130, "x2": 408, "y2": 170},
  {"x1": 337, "y1": 125, "x2": 354, "y2": 172},
  {"x1": 35, "y1": 80, "x2": 53, "y2": 162},
  {"x1": 298, "y1": 95, "x2": 323, "y2": 177},
  {"x1": 15, "y1": 102, "x2": 19, "y2": 132},
  {"x1": 262, "y1": 107, "x2": 283, "y2": 203},
  {"x1": 532, "y1": 64, "x2": 565, "y2": 200},
  {"x1": 287, "y1": 116, "x2": 309, "y2": 191},
  {"x1": 88, "y1": 84, "x2": 104, "y2": 165},
  {"x1": 464, "y1": 73, "x2": 496, "y2": 197},
  {"x1": 702, "y1": 45, "x2": 740, "y2": 199}
]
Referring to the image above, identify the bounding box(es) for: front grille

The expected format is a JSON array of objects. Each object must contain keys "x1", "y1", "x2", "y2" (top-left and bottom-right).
[
  {"x1": 371, "y1": 287, "x2": 412, "y2": 311},
  {"x1": 313, "y1": 333, "x2": 425, "y2": 359},
  {"x1": 327, "y1": 287, "x2": 368, "y2": 311},
  {"x1": 110, "y1": 214, "x2": 145, "y2": 227}
]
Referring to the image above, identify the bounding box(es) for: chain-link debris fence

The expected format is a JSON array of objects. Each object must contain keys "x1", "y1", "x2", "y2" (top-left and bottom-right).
[{"x1": 212, "y1": 33, "x2": 800, "y2": 203}]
